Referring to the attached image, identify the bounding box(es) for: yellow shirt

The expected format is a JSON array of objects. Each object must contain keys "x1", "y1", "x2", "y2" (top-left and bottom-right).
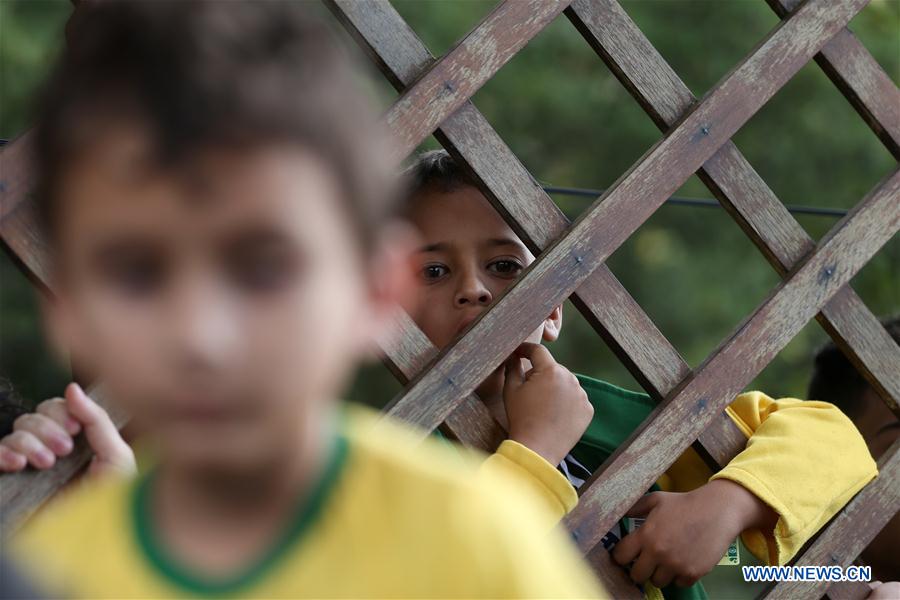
[
  {"x1": 484, "y1": 390, "x2": 878, "y2": 565},
  {"x1": 12, "y1": 407, "x2": 605, "y2": 599}
]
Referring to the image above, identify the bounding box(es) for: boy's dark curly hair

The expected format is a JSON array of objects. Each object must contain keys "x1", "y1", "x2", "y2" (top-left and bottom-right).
[
  {"x1": 34, "y1": 0, "x2": 395, "y2": 251},
  {"x1": 400, "y1": 149, "x2": 480, "y2": 215}
]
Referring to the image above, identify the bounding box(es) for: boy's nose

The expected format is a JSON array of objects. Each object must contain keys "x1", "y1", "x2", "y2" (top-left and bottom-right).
[
  {"x1": 169, "y1": 282, "x2": 240, "y2": 372},
  {"x1": 454, "y1": 275, "x2": 492, "y2": 307}
]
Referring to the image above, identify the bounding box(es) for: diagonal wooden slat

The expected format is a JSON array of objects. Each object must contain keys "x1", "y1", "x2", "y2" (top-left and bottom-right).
[
  {"x1": 376, "y1": 311, "x2": 505, "y2": 452},
  {"x1": 768, "y1": 0, "x2": 900, "y2": 160},
  {"x1": 764, "y1": 439, "x2": 900, "y2": 599},
  {"x1": 326, "y1": 0, "x2": 747, "y2": 468},
  {"x1": 570, "y1": 168, "x2": 899, "y2": 553},
  {"x1": 566, "y1": 0, "x2": 900, "y2": 413},
  {"x1": 0, "y1": 131, "x2": 34, "y2": 222},
  {"x1": 378, "y1": 0, "x2": 869, "y2": 434},
  {"x1": 383, "y1": 0, "x2": 571, "y2": 160},
  {"x1": 0, "y1": 132, "x2": 52, "y2": 289}
]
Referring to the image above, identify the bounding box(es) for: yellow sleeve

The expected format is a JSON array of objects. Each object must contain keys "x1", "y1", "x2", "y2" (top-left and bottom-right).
[
  {"x1": 709, "y1": 391, "x2": 878, "y2": 565},
  {"x1": 479, "y1": 440, "x2": 578, "y2": 521}
]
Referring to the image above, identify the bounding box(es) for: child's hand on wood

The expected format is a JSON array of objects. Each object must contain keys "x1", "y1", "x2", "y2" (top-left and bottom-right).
[
  {"x1": 612, "y1": 479, "x2": 777, "y2": 588},
  {"x1": 0, "y1": 382, "x2": 136, "y2": 478},
  {"x1": 503, "y1": 342, "x2": 594, "y2": 466}
]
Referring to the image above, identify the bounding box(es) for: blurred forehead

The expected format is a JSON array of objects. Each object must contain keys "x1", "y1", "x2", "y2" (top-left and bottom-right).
[
  {"x1": 408, "y1": 185, "x2": 531, "y2": 255},
  {"x1": 52, "y1": 122, "x2": 353, "y2": 263}
]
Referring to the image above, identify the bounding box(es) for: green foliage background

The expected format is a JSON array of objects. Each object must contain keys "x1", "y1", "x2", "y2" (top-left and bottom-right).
[{"x1": 1, "y1": 0, "x2": 897, "y2": 409}]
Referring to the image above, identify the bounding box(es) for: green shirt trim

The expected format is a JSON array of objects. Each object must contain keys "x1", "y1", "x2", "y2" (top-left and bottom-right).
[{"x1": 131, "y1": 434, "x2": 349, "y2": 597}]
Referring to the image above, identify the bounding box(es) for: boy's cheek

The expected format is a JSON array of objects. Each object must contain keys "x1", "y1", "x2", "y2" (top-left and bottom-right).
[
  {"x1": 409, "y1": 307, "x2": 455, "y2": 349},
  {"x1": 246, "y1": 277, "x2": 369, "y2": 398}
]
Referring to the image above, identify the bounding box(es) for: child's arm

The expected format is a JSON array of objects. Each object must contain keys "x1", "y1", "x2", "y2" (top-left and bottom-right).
[
  {"x1": 612, "y1": 392, "x2": 877, "y2": 588},
  {"x1": 0, "y1": 383, "x2": 136, "y2": 478},
  {"x1": 480, "y1": 343, "x2": 592, "y2": 520},
  {"x1": 711, "y1": 392, "x2": 877, "y2": 564}
]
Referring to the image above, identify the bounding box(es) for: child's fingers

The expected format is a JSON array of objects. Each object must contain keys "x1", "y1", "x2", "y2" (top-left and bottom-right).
[
  {"x1": 502, "y1": 357, "x2": 526, "y2": 398},
  {"x1": 36, "y1": 397, "x2": 82, "y2": 436},
  {"x1": 650, "y1": 565, "x2": 676, "y2": 589},
  {"x1": 0, "y1": 445, "x2": 28, "y2": 472},
  {"x1": 64, "y1": 383, "x2": 127, "y2": 464},
  {"x1": 611, "y1": 531, "x2": 642, "y2": 567},
  {"x1": 0, "y1": 431, "x2": 56, "y2": 469},
  {"x1": 13, "y1": 413, "x2": 74, "y2": 456},
  {"x1": 512, "y1": 342, "x2": 556, "y2": 371},
  {"x1": 625, "y1": 493, "x2": 658, "y2": 518},
  {"x1": 627, "y1": 550, "x2": 657, "y2": 585}
]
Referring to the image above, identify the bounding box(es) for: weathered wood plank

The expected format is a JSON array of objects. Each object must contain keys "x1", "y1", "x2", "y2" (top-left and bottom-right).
[
  {"x1": 376, "y1": 311, "x2": 505, "y2": 452},
  {"x1": 0, "y1": 132, "x2": 52, "y2": 288},
  {"x1": 767, "y1": 0, "x2": 900, "y2": 159},
  {"x1": 567, "y1": 0, "x2": 900, "y2": 415},
  {"x1": 327, "y1": 0, "x2": 747, "y2": 469},
  {"x1": 568, "y1": 168, "x2": 899, "y2": 553},
  {"x1": 764, "y1": 439, "x2": 900, "y2": 599},
  {"x1": 377, "y1": 0, "x2": 869, "y2": 433},
  {"x1": 0, "y1": 130, "x2": 34, "y2": 222},
  {"x1": 383, "y1": 0, "x2": 571, "y2": 160}
]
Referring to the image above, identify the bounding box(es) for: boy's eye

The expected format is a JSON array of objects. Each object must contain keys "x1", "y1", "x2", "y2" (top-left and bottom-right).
[
  {"x1": 104, "y1": 256, "x2": 166, "y2": 297},
  {"x1": 421, "y1": 264, "x2": 449, "y2": 282},
  {"x1": 230, "y1": 252, "x2": 296, "y2": 292},
  {"x1": 486, "y1": 259, "x2": 523, "y2": 278}
]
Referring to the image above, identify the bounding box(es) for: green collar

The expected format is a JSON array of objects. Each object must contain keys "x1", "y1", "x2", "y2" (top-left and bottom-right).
[{"x1": 132, "y1": 435, "x2": 349, "y2": 597}]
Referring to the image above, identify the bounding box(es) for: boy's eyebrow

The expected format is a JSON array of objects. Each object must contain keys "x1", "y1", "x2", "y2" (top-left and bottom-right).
[
  {"x1": 484, "y1": 237, "x2": 529, "y2": 253},
  {"x1": 89, "y1": 237, "x2": 160, "y2": 263},
  {"x1": 417, "y1": 238, "x2": 529, "y2": 254},
  {"x1": 222, "y1": 227, "x2": 297, "y2": 251},
  {"x1": 418, "y1": 242, "x2": 451, "y2": 253}
]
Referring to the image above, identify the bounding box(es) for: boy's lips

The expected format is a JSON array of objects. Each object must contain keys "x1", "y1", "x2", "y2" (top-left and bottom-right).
[{"x1": 166, "y1": 396, "x2": 245, "y2": 422}]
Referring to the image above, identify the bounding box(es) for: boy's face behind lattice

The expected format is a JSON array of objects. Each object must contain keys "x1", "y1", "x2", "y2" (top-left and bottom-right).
[
  {"x1": 407, "y1": 184, "x2": 562, "y2": 399},
  {"x1": 43, "y1": 123, "x2": 397, "y2": 471}
]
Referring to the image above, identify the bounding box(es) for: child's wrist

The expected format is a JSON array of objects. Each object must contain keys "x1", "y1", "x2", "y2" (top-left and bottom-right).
[
  {"x1": 508, "y1": 432, "x2": 562, "y2": 466},
  {"x1": 705, "y1": 479, "x2": 777, "y2": 534}
]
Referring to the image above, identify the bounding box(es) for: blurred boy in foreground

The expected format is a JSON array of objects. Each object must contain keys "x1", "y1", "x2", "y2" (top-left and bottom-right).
[{"x1": 5, "y1": 3, "x2": 602, "y2": 598}]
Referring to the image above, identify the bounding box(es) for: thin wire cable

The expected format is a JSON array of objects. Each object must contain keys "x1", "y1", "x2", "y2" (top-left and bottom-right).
[
  {"x1": 541, "y1": 185, "x2": 848, "y2": 218},
  {"x1": 0, "y1": 138, "x2": 848, "y2": 218}
]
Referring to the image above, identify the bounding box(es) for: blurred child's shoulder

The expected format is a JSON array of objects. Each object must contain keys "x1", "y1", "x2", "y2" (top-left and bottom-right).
[
  {"x1": 337, "y1": 404, "x2": 580, "y2": 576},
  {"x1": 339, "y1": 403, "x2": 557, "y2": 520},
  {"x1": 341, "y1": 403, "x2": 486, "y2": 486},
  {"x1": 11, "y1": 474, "x2": 135, "y2": 593}
]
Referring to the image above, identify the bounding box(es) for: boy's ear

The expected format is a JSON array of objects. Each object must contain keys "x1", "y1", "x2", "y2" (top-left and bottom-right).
[
  {"x1": 541, "y1": 304, "x2": 563, "y2": 342},
  {"x1": 362, "y1": 220, "x2": 422, "y2": 351}
]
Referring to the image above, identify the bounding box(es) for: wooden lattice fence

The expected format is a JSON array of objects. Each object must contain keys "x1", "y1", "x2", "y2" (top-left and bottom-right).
[{"x1": 1, "y1": 1, "x2": 898, "y2": 599}]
